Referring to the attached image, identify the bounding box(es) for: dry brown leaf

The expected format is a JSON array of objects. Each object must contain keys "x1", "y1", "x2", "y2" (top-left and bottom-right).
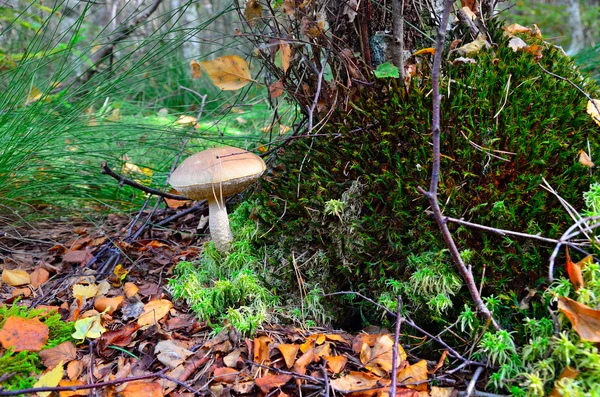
[
  {"x1": 30, "y1": 267, "x2": 50, "y2": 288},
  {"x1": 508, "y1": 37, "x2": 527, "y2": 52},
  {"x1": 175, "y1": 115, "x2": 197, "y2": 125},
  {"x1": 124, "y1": 282, "x2": 139, "y2": 298},
  {"x1": 280, "y1": 0, "x2": 295, "y2": 16},
  {"x1": 244, "y1": 0, "x2": 262, "y2": 27},
  {"x1": 39, "y1": 341, "x2": 77, "y2": 368},
  {"x1": 300, "y1": 333, "x2": 326, "y2": 352},
  {"x1": 588, "y1": 99, "x2": 600, "y2": 127},
  {"x1": 12, "y1": 287, "x2": 32, "y2": 298},
  {"x1": 256, "y1": 374, "x2": 292, "y2": 394},
  {"x1": 429, "y1": 350, "x2": 448, "y2": 374},
  {"x1": 213, "y1": 367, "x2": 239, "y2": 383},
  {"x1": 361, "y1": 334, "x2": 406, "y2": 377},
  {"x1": 199, "y1": 55, "x2": 254, "y2": 91},
  {"x1": 326, "y1": 334, "x2": 350, "y2": 344},
  {"x1": 504, "y1": 23, "x2": 532, "y2": 36},
  {"x1": 565, "y1": 248, "x2": 585, "y2": 291},
  {"x1": 455, "y1": 34, "x2": 487, "y2": 56},
  {"x1": 396, "y1": 360, "x2": 428, "y2": 391},
  {"x1": 524, "y1": 43, "x2": 543, "y2": 61},
  {"x1": 224, "y1": 348, "x2": 242, "y2": 368},
  {"x1": 430, "y1": 386, "x2": 455, "y2": 397},
  {"x1": 253, "y1": 335, "x2": 272, "y2": 363},
  {"x1": 314, "y1": 342, "x2": 331, "y2": 358},
  {"x1": 280, "y1": 41, "x2": 291, "y2": 73},
  {"x1": 190, "y1": 60, "x2": 202, "y2": 79},
  {"x1": 0, "y1": 316, "x2": 49, "y2": 352},
  {"x1": 94, "y1": 296, "x2": 124, "y2": 315},
  {"x1": 331, "y1": 371, "x2": 384, "y2": 396},
  {"x1": 269, "y1": 80, "x2": 284, "y2": 98},
  {"x1": 232, "y1": 381, "x2": 255, "y2": 394},
  {"x1": 66, "y1": 360, "x2": 84, "y2": 380},
  {"x1": 97, "y1": 322, "x2": 140, "y2": 355},
  {"x1": 277, "y1": 343, "x2": 300, "y2": 368},
  {"x1": 293, "y1": 347, "x2": 315, "y2": 375},
  {"x1": 58, "y1": 379, "x2": 88, "y2": 396},
  {"x1": 72, "y1": 283, "x2": 98, "y2": 299},
  {"x1": 120, "y1": 381, "x2": 164, "y2": 397},
  {"x1": 353, "y1": 333, "x2": 380, "y2": 353},
  {"x1": 2, "y1": 269, "x2": 30, "y2": 286},
  {"x1": 558, "y1": 296, "x2": 600, "y2": 342},
  {"x1": 579, "y1": 150, "x2": 594, "y2": 168},
  {"x1": 155, "y1": 340, "x2": 193, "y2": 369},
  {"x1": 323, "y1": 355, "x2": 347, "y2": 374},
  {"x1": 137, "y1": 299, "x2": 172, "y2": 327}
]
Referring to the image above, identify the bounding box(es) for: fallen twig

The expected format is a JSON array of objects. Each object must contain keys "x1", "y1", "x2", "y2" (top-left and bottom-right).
[{"x1": 389, "y1": 295, "x2": 403, "y2": 397}]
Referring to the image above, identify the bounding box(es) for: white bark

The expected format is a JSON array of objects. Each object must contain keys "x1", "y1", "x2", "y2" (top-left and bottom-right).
[{"x1": 566, "y1": 0, "x2": 585, "y2": 55}]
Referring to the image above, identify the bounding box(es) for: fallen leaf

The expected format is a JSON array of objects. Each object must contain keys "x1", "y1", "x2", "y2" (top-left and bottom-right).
[
  {"x1": 558, "y1": 296, "x2": 600, "y2": 342},
  {"x1": 508, "y1": 37, "x2": 527, "y2": 52},
  {"x1": 324, "y1": 355, "x2": 347, "y2": 374},
  {"x1": 331, "y1": 371, "x2": 384, "y2": 395},
  {"x1": 565, "y1": 248, "x2": 584, "y2": 291},
  {"x1": 58, "y1": 379, "x2": 88, "y2": 396},
  {"x1": 34, "y1": 362, "x2": 64, "y2": 397},
  {"x1": 455, "y1": 34, "x2": 488, "y2": 56},
  {"x1": 232, "y1": 380, "x2": 255, "y2": 394},
  {"x1": 72, "y1": 313, "x2": 106, "y2": 341},
  {"x1": 39, "y1": 341, "x2": 77, "y2": 368},
  {"x1": 199, "y1": 55, "x2": 254, "y2": 91},
  {"x1": 411, "y1": 48, "x2": 435, "y2": 56},
  {"x1": 124, "y1": 282, "x2": 139, "y2": 298},
  {"x1": 155, "y1": 340, "x2": 194, "y2": 369},
  {"x1": 361, "y1": 334, "x2": 406, "y2": 377},
  {"x1": 137, "y1": 299, "x2": 173, "y2": 327},
  {"x1": 314, "y1": 342, "x2": 331, "y2": 358},
  {"x1": 214, "y1": 367, "x2": 239, "y2": 383},
  {"x1": 293, "y1": 347, "x2": 314, "y2": 376},
  {"x1": 549, "y1": 367, "x2": 579, "y2": 397},
  {"x1": 429, "y1": 350, "x2": 448, "y2": 374},
  {"x1": 2, "y1": 269, "x2": 30, "y2": 286},
  {"x1": 396, "y1": 360, "x2": 428, "y2": 391},
  {"x1": 12, "y1": 287, "x2": 31, "y2": 298},
  {"x1": 94, "y1": 296, "x2": 124, "y2": 315},
  {"x1": 256, "y1": 374, "x2": 292, "y2": 394},
  {"x1": 120, "y1": 381, "x2": 164, "y2": 397},
  {"x1": 190, "y1": 60, "x2": 202, "y2": 79},
  {"x1": 504, "y1": 23, "x2": 531, "y2": 36},
  {"x1": 325, "y1": 334, "x2": 350, "y2": 344},
  {"x1": 253, "y1": 335, "x2": 272, "y2": 363},
  {"x1": 588, "y1": 99, "x2": 600, "y2": 127},
  {"x1": 277, "y1": 343, "x2": 300, "y2": 368},
  {"x1": 175, "y1": 115, "x2": 197, "y2": 125},
  {"x1": 524, "y1": 43, "x2": 543, "y2": 61},
  {"x1": 224, "y1": 348, "x2": 242, "y2": 367},
  {"x1": 72, "y1": 283, "x2": 98, "y2": 299},
  {"x1": 280, "y1": 41, "x2": 291, "y2": 73},
  {"x1": 0, "y1": 316, "x2": 49, "y2": 352},
  {"x1": 30, "y1": 267, "x2": 50, "y2": 288},
  {"x1": 66, "y1": 360, "x2": 84, "y2": 380},
  {"x1": 109, "y1": 264, "x2": 128, "y2": 286},
  {"x1": 97, "y1": 322, "x2": 140, "y2": 355},
  {"x1": 244, "y1": 0, "x2": 262, "y2": 27},
  {"x1": 269, "y1": 80, "x2": 284, "y2": 98}
]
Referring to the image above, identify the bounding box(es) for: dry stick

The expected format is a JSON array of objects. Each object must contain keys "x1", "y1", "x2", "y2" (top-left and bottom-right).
[
  {"x1": 326, "y1": 291, "x2": 489, "y2": 369},
  {"x1": 389, "y1": 295, "x2": 403, "y2": 397},
  {"x1": 416, "y1": 0, "x2": 499, "y2": 331},
  {"x1": 101, "y1": 162, "x2": 188, "y2": 200},
  {"x1": 0, "y1": 370, "x2": 168, "y2": 396}
]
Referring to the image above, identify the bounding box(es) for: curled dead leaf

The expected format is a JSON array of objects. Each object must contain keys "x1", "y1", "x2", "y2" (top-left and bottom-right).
[
  {"x1": 557, "y1": 296, "x2": 600, "y2": 342},
  {"x1": 199, "y1": 55, "x2": 254, "y2": 91}
]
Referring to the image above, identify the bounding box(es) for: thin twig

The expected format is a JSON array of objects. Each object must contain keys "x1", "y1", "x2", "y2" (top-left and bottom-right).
[
  {"x1": 416, "y1": 0, "x2": 499, "y2": 329},
  {"x1": 389, "y1": 295, "x2": 403, "y2": 397},
  {"x1": 101, "y1": 162, "x2": 188, "y2": 200}
]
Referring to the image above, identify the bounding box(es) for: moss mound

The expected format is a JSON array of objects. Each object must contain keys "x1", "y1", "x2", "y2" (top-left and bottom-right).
[{"x1": 249, "y1": 30, "x2": 600, "y2": 328}]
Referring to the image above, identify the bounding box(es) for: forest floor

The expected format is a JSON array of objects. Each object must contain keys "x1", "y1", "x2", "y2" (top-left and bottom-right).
[{"x1": 0, "y1": 208, "x2": 467, "y2": 397}]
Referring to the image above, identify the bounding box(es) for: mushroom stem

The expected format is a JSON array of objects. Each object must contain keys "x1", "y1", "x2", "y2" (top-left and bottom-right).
[{"x1": 207, "y1": 197, "x2": 234, "y2": 252}]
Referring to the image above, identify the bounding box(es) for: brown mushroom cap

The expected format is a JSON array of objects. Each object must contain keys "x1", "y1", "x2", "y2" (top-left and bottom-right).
[{"x1": 170, "y1": 146, "x2": 266, "y2": 200}]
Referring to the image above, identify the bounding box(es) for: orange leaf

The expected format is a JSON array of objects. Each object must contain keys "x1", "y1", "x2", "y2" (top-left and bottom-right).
[
  {"x1": 269, "y1": 80, "x2": 284, "y2": 98},
  {"x1": 557, "y1": 296, "x2": 600, "y2": 342},
  {"x1": 66, "y1": 360, "x2": 84, "y2": 380},
  {"x1": 190, "y1": 60, "x2": 202, "y2": 79},
  {"x1": 39, "y1": 341, "x2": 77, "y2": 368},
  {"x1": 94, "y1": 296, "x2": 124, "y2": 315},
  {"x1": 361, "y1": 334, "x2": 406, "y2": 377},
  {"x1": 124, "y1": 282, "x2": 139, "y2": 298},
  {"x1": 565, "y1": 248, "x2": 584, "y2": 291},
  {"x1": 199, "y1": 55, "x2": 254, "y2": 91},
  {"x1": 280, "y1": 41, "x2": 291, "y2": 73},
  {"x1": 293, "y1": 347, "x2": 315, "y2": 375},
  {"x1": 214, "y1": 367, "x2": 239, "y2": 383},
  {"x1": 277, "y1": 343, "x2": 300, "y2": 368},
  {"x1": 323, "y1": 355, "x2": 347, "y2": 374},
  {"x1": 325, "y1": 334, "x2": 349, "y2": 344},
  {"x1": 30, "y1": 267, "x2": 50, "y2": 288},
  {"x1": 137, "y1": 299, "x2": 172, "y2": 327},
  {"x1": 2, "y1": 269, "x2": 30, "y2": 286},
  {"x1": 120, "y1": 381, "x2": 164, "y2": 397},
  {"x1": 0, "y1": 316, "x2": 49, "y2": 352},
  {"x1": 253, "y1": 335, "x2": 272, "y2": 363},
  {"x1": 396, "y1": 360, "x2": 428, "y2": 391},
  {"x1": 244, "y1": 0, "x2": 263, "y2": 27},
  {"x1": 411, "y1": 47, "x2": 435, "y2": 56},
  {"x1": 58, "y1": 379, "x2": 88, "y2": 396},
  {"x1": 256, "y1": 374, "x2": 292, "y2": 393},
  {"x1": 331, "y1": 371, "x2": 384, "y2": 396}
]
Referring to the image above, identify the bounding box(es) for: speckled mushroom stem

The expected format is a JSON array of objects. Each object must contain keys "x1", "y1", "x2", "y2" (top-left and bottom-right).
[{"x1": 207, "y1": 197, "x2": 234, "y2": 252}]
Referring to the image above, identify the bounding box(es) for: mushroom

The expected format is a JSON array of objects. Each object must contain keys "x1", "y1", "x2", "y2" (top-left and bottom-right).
[{"x1": 169, "y1": 146, "x2": 266, "y2": 252}]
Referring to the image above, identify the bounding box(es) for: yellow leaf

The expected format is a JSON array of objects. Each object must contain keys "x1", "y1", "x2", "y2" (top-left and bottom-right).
[
  {"x1": 244, "y1": 0, "x2": 262, "y2": 27},
  {"x1": 331, "y1": 371, "x2": 384, "y2": 394},
  {"x1": 72, "y1": 314, "x2": 106, "y2": 341},
  {"x1": 411, "y1": 47, "x2": 435, "y2": 57},
  {"x1": 190, "y1": 60, "x2": 202, "y2": 79},
  {"x1": 456, "y1": 34, "x2": 488, "y2": 56},
  {"x1": 175, "y1": 115, "x2": 197, "y2": 125},
  {"x1": 34, "y1": 361, "x2": 64, "y2": 397},
  {"x1": 361, "y1": 334, "x2": 406, "y2": 377},
  {"x1": 396, "y1": 360, "x2": 428, "y2": 391},
  {"x1": 280, "y1": 41, "x2": 291, "y2": 73},
  {"x1": 587, "y1": 99, "x2": 600, "y2": 127},
  {"x1": 199, "y1": 55, "x2": 254, "y2": 91},
  {"x1": 137, "y1": 299, "x2": 173, "y2": 327},
  {"x1": 2, "y1": 269, "x2": 30, "y2": 286},
  {"x1": 72, "y1": 283, "x2": 98, "y2": 299},
  {"x1": 277, "y1": 343, "x2": 300, "y2": 368},
  {"x1": 323, "y1": 355, "x2": 347, "y2": 374}
]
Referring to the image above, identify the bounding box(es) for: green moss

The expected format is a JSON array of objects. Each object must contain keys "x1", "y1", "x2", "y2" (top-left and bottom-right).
[
  {"x1": 0, "y1": 304, "x2": 75, "y2": 391},
  {"x1": 247, "y1": 23, "x2": 600, "y2": 329}
]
